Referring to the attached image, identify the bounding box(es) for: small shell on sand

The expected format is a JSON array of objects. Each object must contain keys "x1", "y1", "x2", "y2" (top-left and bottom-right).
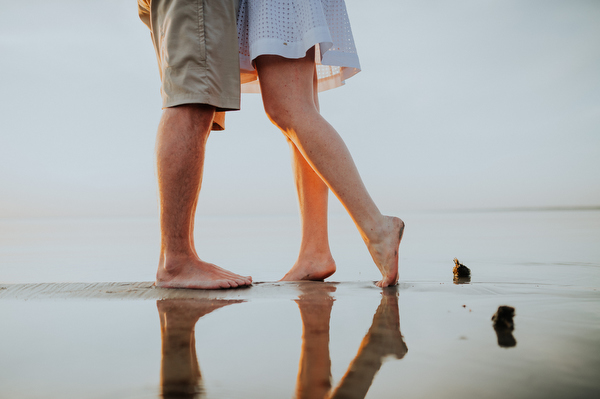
[{"x1": 453, "y1": 258, "x2": 471, "y2": 277}]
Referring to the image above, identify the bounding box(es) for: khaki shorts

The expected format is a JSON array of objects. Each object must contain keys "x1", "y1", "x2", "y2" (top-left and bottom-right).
[{"x1": 138, "y1": 0, "x2": 240, "y2": 130}]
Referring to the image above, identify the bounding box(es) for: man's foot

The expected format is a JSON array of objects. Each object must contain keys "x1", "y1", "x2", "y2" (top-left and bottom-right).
[
  {"x1": 280, "y1": 254, "x2": 336, "y2": 282},
  {"x1": 156, "y1": 253, "x2": 252, "y2": 289},
  {"x1": 366, "y1": 216, "x2": 404, "y2": 288}
]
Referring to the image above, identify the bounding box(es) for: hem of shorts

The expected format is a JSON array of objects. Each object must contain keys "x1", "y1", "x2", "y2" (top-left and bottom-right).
[{"x1": 162, "y1": 94, "x2": 240, "y2": 111}]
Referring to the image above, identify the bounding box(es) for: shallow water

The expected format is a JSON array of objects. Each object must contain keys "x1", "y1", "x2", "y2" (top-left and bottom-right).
[{"x1": 1, "y1": 210, "x2": 599, "y2": 398}]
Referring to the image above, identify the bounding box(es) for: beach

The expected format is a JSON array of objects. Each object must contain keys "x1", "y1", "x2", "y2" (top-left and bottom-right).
[
  {"x1": 1, "y1": 209, "x2": 599, "y2": 398},
  {"x1": 3, "y1": 0, "x2": 600, "y2": 397}
]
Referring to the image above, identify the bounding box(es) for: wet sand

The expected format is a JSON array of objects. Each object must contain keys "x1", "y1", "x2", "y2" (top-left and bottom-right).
[
  {"x1": 1, "y1": 280, "x2": 599, "y2": 398},
  {"x1": 1, "y1": 210, "x2": 599, "y2": 398}
]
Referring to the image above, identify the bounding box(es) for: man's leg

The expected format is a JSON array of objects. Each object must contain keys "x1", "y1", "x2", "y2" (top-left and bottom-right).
[{"x1": 155, "y1": 104, "x2": 252, "y2": 289}]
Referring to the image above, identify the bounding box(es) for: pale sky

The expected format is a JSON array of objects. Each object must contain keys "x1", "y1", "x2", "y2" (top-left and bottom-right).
[{"x1": 1, "y1": 0, "x2": 599, "y2": 219}]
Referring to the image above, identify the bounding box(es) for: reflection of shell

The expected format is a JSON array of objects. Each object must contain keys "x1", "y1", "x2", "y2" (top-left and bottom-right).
[
  {"x1": 492, "y1": 306, "x2": 515, "y2": 330},
  {"x1": 453, "y1": 258, "x2": 471, "y2": 277},
  {"x1": 492, "y1": 306, "x2": 517, "y2": 348},
  {"x1": 453, "y1": 275, "x2": 471, "y2": 285}
]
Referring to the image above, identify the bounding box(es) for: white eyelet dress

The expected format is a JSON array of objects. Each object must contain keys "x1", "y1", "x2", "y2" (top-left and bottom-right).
[{"x1": 237, "y1": 0, "x2": 361, "y2": 93}]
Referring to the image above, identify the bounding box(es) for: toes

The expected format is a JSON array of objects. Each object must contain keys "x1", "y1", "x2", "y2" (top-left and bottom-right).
[
  {"x1": 238, "y1": 276, "x2": 252, "y2": 285},
  {"x1": 234, "y1": 279, "x2": 246, "y2": 287},
  {"x1": 219, "y1": 280, "x2": 236, "y2": 289},
  {"x1": 377, "y1": 278, "x2": 393, "y2": 288}
]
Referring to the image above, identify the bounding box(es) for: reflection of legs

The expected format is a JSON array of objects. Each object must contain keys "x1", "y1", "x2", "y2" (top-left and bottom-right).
[
  {"x1": 256, "y1": 50, "x2": 404, "y2": 287},
  {"x1": 294, "y1": 284, "x2": 337, "y2": 399},
  {"x1": 155, "y1": 105, "x2": 252, "y2": 289},
  {"x1": 157, "y1": 299, "x2": 243, "y2": 397},
  {"x1": 330, "y1": 288, "x2": 407, "y2": 399},
  {"x1": 282, "y1": 71, "x2": 336, "y2": 281}
]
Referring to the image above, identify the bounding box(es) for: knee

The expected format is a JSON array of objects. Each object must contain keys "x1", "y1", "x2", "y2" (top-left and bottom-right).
[
  {"x1": 262, "y1": 98, "x2": 315, "y2": 134},
  {"x1": 162, "y1": 104, "x2": 215, "y2": 139},
  {"x1": 262, "y1": 99, "x2": 290, "y2": 131},
  {"x1": 167, "y1": 103, "x2": 215, "y2": 122}
]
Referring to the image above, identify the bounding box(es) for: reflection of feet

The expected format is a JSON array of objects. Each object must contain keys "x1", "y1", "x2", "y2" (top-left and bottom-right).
[
  {"x1": 368, "y1": 288, "x2": 408, "y2": 359},
  {"x1": 158, "y1": 299, "x2": 243, "y2": 398},
  {"x1": 367, "y1": 216, "x2": 404, "y2": 288},
  {"x1": 295, "y1": 283, "x2": 337, "y2": 322},
  {"x1": 294, "y1": 283, "x2": 336, "y2": 399},
  {"x1": 281, "y1": 255, "x2": 337, "y2": 282},
  {"x1": 157, "y1": 298, "x2": 244, "y2": 327},
  {"x1": 156, "y1": 254, "x2": 252, "y2": 289},
  {"x1": 330, "y1": 287, "x2": 407, "y2": 399},
  {"x1": 296, "y1": 283, "x2": 337, "y2": 335}
]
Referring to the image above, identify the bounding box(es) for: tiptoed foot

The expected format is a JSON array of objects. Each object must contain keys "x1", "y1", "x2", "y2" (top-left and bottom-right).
[
  {"x1": 280, "y1": 254, "x2": 336, "y2": 282},
  {"x1": 367, "y1": 216, "x2": 404, "y2": 288},
  {"x1": 156, "y1": 253, "x2": 252, "y2": 290}
]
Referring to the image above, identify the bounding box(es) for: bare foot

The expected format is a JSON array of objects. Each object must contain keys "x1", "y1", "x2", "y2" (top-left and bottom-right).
[
  {"x1": 156, "y1": 253, "x2": 252, "y2": 289},
  {"x1": 280, "y1": 254, "x2": 336, "y2": 282},
  {"x1": 366, "y1": 216, "x2": 404, "y2": 288}
]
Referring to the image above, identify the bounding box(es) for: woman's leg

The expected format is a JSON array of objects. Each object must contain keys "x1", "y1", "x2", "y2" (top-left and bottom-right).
[
  {"x1": 282, "y1": 69, "x2": 336, "y2": 281},
  {"x1": 255, "y1": 48, "x2": 404, "y2": 287},
  {"x1": 283, "y1": 141, "x2": 337, "y2": 281}
]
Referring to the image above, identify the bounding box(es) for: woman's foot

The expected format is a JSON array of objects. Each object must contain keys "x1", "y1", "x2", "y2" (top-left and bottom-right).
[
  {"x1": 280, "y1": 254, "x2": 336, "y2": 282},
  {"x1": 366, "y1": 216, "x2": 405, "y2": 288}
]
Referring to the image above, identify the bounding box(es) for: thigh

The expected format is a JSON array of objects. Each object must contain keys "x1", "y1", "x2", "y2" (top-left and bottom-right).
[{"x1": 255, "y1": 47, "x2": 317, "y2": 115}]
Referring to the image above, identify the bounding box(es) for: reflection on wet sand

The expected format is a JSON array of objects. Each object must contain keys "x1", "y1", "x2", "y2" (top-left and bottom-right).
[
  {"x1": 453, "y1": 276, "x2": 471, "y2": 285},
  {"x1": 494, "y1": 325, "x2": 517, "y2": 348},
  {"x1": 157, "y1": 285, "x2": 407, "y2": 399},
  {"x1": 294, "y1": 283, "x2": 336, "y2": 399},
  {"x1": 294, "y1": 284, "x2": 408, "y2": 399},
  {"x1": 157, "y1": 299, "x2": 243, "y2": 398},
  {"x1": 492, "y1": 306, "x2": 517, "y2": 348}
]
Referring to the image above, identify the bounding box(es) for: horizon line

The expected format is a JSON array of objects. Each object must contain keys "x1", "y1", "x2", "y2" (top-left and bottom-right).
[{"x1": 1, "y1": 205, "x2": 599, "y2": 222}]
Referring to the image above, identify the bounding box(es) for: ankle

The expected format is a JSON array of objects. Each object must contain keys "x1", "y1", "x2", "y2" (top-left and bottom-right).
[
  {"x1": 159, "y1": 250, "x2": 196, "y2": 273},
  {"x1": 361, "y1": 220, "x2": 387, "y2": 245},
  {"x1": 297, "y1": 249, "x2": 335, "y2": 264}
]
